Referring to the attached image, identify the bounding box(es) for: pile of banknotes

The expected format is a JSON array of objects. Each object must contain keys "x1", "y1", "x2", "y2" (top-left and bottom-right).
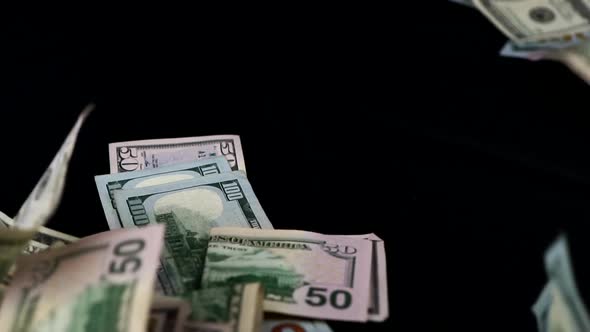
[
  {"x1": 532, "y1": 236, "x2": 590, "y2": 331},
  {"x1": 451, "y1": 0, "x2": 590, "y2": 84},
  {"x1": 0, "y1": 106, "x2": 388, "y2": 332}
]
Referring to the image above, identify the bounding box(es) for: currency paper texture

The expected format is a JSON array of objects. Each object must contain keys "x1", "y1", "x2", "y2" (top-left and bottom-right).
[
  {"x1": 474, "y1": 0, "x2": 590, "y2": 48},
  {"x1": 201, "y1": 228, "x2": 372, "y2": 322},
  {"x1": 109, "y1": 135, "x2": 245, "y2": 173},
  {"x1": 544, "y1": 236, "x2": 590, "y2": 331},
  {"x1": 14, "y1": 105, "x2": 92, "y2": 230},
  {"x1": 184, "y1": 283, "x2": 264, "y2": 332},
  {"x1": 342, "y1": 233, "x2": 388, "y2": 321},
  {"x1": 113, "y1": 172, "x2": 273, "y2": 295},
  {"x1": 0, "y1": 225, "x2": 164, "y2": 332},
  {"x1": 96, "y1": 157, "x2": 232, "y2": 229}
]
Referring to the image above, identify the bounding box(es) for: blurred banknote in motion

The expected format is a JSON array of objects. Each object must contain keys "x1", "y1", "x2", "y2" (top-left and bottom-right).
[
  {"x1": 0, "y1": 106, "x2": 91, "y2": 282},
  {"x1": 474, "y1": 0, "x2": 590, "y2": 48},
  {"x1": 0, "y1": 225, "x2": 164, "y2": 332},
  {"x1": 531, "y1": 236, "x2": 590, "y2": 332}
]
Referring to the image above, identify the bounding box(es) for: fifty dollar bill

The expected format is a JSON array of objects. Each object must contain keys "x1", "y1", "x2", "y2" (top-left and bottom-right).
[
  {"x1": 109, "y1": 135, "x2": 245, "y2": 173},
  {"x1": 201, "y1": 228, "x2": 372, "y2": 322},
  {"x1": 0, "y1": 225, "x2": 165, "y2": 332}
]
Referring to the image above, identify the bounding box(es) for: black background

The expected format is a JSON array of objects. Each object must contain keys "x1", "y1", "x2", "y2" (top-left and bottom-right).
[{"x1": 2, "y1": 3, "x2": 590, "y2": 331}]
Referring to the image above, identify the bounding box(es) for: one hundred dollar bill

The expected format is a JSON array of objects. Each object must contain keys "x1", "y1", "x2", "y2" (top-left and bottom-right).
[
  {"x1": 262, "y1": 320, "x2": 333, "y2": 332},
  {"x1": 342, "y1": 233, "x2": 388, "y2": 322},
  {"x1": 184, "y1": 283, "x2": 264, "y2": 332},
  {"x1": 0, "y1": 225, "x2": 165, "y2": 332},
  {"x1": 544, "y1": 236, "x2": 590, "y2": 331},
  {"x1": 201, "y1": 228, "x2": 372, "y2": 322},
  {"x1": 113, "y1": 172, "x2": 273, "y2": 295},
  {"x1": 149, "y1": 296, "x2": 191, "y2": 332},
  {"x1": 474, "y1": 0, "x2": 590, "y2": 48},
  {"x1": 14, "y1": 105, "x2": 92, "y2": 230},
  {"x1": 109, "y1": 135, "x2": 245, "y2": 173},
  {"x1": 96, "y1": 157, "x2": 232, "y2": 229}
]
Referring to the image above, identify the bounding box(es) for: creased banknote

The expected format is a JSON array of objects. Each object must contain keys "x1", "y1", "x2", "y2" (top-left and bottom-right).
[
  {"x1": 96, "y1": 157, "x2": 232, "y2": 229},
  {"x1": 201, "y1": 228, "x2": 372, "y2": 322},
  {"x1": 531, "y1": 237, "x2": 590, "y2": 332},
  {"x1": 113, "y1": 172, "x2": 272, "y2": 296},
  {"x1": 109, "y1": 135, "x2": 245, "y2": 173},
  {"x1": 0, "y1": 225, "x2": 164, "y2": 332},
  {"x1": 0, "y1": 106, "x2": 91, "y2": 281},
  {"x1": 342, "y1": 233, "x2": 388, "y2": 322},
  {"x1": 14, "y1": 105, "x2": 92, "y2": 229},
  {"x1": 0, "y1": 210, "x2": 78, "y2": 253}
]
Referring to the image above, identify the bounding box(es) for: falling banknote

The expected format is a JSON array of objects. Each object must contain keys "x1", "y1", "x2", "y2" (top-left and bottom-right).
[
  {"x1": 113, "y1": 171, "x2": 273, "y2": 296},
  {"x1": 109, "y1": 135, "x2": 245, "y2": 173},
  {"x1": 474, "y1": 0, "x2": 590, "y2": 48},
  {"x1": 96, "y1": 157, "x2": 232, "y2": 229},
  {"x1": 542, "y1": 236, "x2": 590, "y2": 331},
  {"x1": 0, "y1": 106, "x2": 91, "y2": 281},
  {"x1": 201, "y1": 228, "x2": 373, "y2": 322},
  {"x1": 0, "y1": 225, "x2": 164, "y2": 332}
]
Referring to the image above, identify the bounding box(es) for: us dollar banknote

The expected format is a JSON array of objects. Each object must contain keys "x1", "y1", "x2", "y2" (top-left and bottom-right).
[
  {"x1": 532, "y1": 282, "x2": 552, "y2": 332},
  {"x1": 544, "y1": 236, "x2": 590, "y2": 331},
  {"x1": 262, "y1": 320, "x2": 333, "y2": 332},
  {"x1": 0, "y1": 209, "x2": 78, "y2": 253},
  {"x1": 342, "y1": 233, "x2": 388, "y2": 322},
  {"x1": 109, "y1": 135, "x2": 245, "y2": 173},
  {"x1": 0, "y1": 106, "x2": 90, "y2": 281},
  {"x1": 474, "y1": 0, "x2": 590, "y2": 48},
  {"x1": 96, "y1": 157, "x2": 232, "y2": 229},
  {"x1": 14, "y1": 105, "x2": 92, "y2": 230},
  {"x1": 149, "y1": 296, "x2": 191, "y2": 332},
  {"x1": 201, "y1": 228, "x2": 373, "y2": 322},
  {"x1": 184, "y1": 283, "x2": 264, "y2": 332},
  {"x1": 0, "y1": 225, "x2": 165, "y2": 332},
  {"x1": 113, "y1": 172, "x2": 273, "y2": 296}
]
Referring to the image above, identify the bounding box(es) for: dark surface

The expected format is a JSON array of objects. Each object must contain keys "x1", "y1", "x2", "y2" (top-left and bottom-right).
[{"x1": 1, "y1": 3, "x2": 590, "y2": 331}]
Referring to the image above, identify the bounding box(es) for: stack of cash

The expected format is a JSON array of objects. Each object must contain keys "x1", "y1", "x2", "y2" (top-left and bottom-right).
[
  {"x1": 451, "y1": 0, "x2": 590, "y2": 83},
  {"x1": 0, "y1": 106, "x2": 389, "y2": 332}
]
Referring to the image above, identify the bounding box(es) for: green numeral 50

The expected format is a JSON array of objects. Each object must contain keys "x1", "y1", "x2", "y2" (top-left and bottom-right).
[{"x1": 304, "y1": 287, "x2": 352, "y2": 309}]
